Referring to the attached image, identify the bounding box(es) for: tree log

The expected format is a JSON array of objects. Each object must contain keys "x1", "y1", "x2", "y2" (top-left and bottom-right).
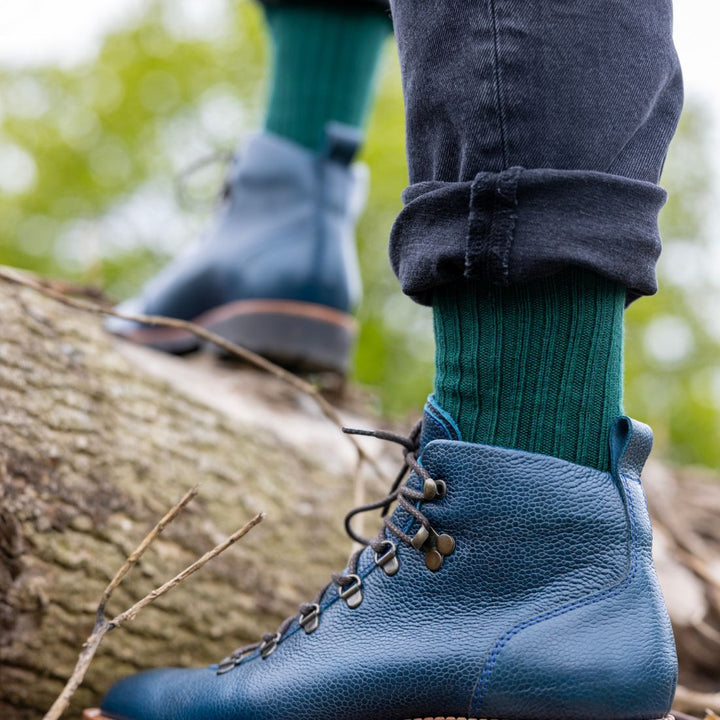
[
  {"x1": 0, "y1": 281, "x2": 389, "y2": 719},
  {"x1": 0, "y1": 279, "x2": 719, "y2": 719}
]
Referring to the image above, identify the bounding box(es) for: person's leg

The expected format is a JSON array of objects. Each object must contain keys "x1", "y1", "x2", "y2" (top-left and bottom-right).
[
  {"x1": 389, "y1": 0, "x2": 682, "y2": 471},
  {"x1": 263, "y1": 2, "x2": 391, "y2": 152},
  {"x1": 107, "y1": 0, "x2": 391, "y2": 375},
  {"x1": 94, "y1": 3, "x2": 685, "y2": 720},
  {"x1": 433, "y1": 269, "x2": 624, "y2": 469}
]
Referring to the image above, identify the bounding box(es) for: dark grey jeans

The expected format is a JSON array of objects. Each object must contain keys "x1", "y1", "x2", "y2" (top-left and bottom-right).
[
  {"x1": 259, "y1": 0, "x2": 681, "y2": 304},
  {"x1": 388, "y1": 0, "x2": 683, "y2": 304}
]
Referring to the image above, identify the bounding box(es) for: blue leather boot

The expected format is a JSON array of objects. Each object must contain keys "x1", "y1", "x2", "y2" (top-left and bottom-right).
[
  {"x1": 94, "y1": 397, "x2": 677, "y2": 720},
  {"x1": 106, "y1": 125, "x2": 366, "y2": 374}
]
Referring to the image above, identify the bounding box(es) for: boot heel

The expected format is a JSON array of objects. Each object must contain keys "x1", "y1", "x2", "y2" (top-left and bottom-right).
[
  {"x1": 405, "y1": 716, "x2": 678, "y2": 720},
  {"x1": 85, "y1": 713, "x2": 681, "y2": 720},
  {"x1": 201, "y1": 299, "x2": 356, "y2": 374}
]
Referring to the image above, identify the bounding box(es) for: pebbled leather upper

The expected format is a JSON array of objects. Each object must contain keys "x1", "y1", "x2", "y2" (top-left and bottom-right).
[
  {"x1": 105, "y1": 127, "x2": 366, "y2": 334},
  {"x1": 101, "y1": 398, "x2": 677, "y2": 720}
]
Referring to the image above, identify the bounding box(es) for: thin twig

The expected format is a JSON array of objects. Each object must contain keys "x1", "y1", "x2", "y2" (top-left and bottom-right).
[
  {"x1": 692, "y1": 619, "x2": 720, "y2": 647},
  {"x1": 1, "y1": 263, "x2": 394, "y2": 718},
  {"x1": 98, "y1": 485, "x2": 199, "y2": 620},
  {"x1": 110, "y1": 512, "x2": 263, "y2": 626},
  {"x1": 34, "y1": 276, "x2": 112, "y2": 304},
  {"x1": 0, "y1": 265, "x2": 384, "y2": 479},
  {"x1": 676, "y1": 547, "x2": 720, "y2": 593},
  {"x1": 41, "y1": 487, "x2": 264, "y2": 720}
]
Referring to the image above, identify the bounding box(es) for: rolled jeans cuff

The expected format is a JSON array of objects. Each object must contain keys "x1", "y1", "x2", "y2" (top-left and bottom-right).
[{"x1": 389, "y1": 167, "x2": 666, "y2": 306}]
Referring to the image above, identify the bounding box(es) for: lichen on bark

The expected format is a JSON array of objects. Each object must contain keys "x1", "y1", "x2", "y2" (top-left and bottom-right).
[{"x1": 0, "y1": 283, "x2": 385, "y2": 719}]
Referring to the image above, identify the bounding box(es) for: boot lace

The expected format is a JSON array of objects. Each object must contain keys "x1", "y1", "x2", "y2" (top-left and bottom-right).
[{"x1": 215, "y1": 420, "x2": 454, "y2": 674}]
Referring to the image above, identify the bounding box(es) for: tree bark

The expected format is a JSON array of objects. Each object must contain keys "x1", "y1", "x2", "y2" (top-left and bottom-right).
[
  {"x1": 0, "y1": 282, "x2": 388, "y2": 719},
  {"x1": 0, "y1": 280, "x2": 718, "y2": 719}
]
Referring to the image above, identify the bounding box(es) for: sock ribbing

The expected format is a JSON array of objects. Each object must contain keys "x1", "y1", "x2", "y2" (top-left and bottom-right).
[
  {"x1": 433, "y1": 269, "x2": 625, "y2": 471},
  {"x1": 263, "y1": 4, "x2": 391, "y2": 152}
]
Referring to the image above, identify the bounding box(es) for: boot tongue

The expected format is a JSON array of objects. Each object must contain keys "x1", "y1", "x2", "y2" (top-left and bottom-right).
[
  {"x1": 419, "y1": 395, "x2": 463, "y2": 451},
  {"x1": 233, "y1": 132, "x2": 317, "y2": 188},
  {"x1": 354, "y1": 398, "x2": 461, "y2": 575},
  {"x1": 372, "y1": 397, "x2": 461, "y2": 550}
]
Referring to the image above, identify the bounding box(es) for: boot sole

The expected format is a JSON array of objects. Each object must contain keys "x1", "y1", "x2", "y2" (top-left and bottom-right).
[
  {"x1": 115, "y1": 299, "x2": 356, "y2": 374},
  {"x1": 84, "y1": 712, "x2": 679, "y2": 720}
]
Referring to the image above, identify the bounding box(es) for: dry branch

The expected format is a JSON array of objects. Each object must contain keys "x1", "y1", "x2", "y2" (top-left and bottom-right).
[
  {"x1": 42, "y1": 483, "x2": 263, "y2": 720},
  {"x1": 0, "y1": 272, "x2": 390, "y2": 719},
  {"x1": 673, "y1": 686, "x2": 720, "y2": 716},
  {"x1": 0, "y1": 265, "x2": 383, "y2": 480}
]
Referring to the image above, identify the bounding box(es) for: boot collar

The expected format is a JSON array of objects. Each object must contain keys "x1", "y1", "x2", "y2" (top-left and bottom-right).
[{"x1": 419, "y1": 394, "x2": 463, "y2": 451}]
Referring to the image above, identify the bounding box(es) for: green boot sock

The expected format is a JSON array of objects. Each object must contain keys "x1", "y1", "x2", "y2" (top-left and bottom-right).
[
  {"x1": 263, "y1": 4, "x2": 391, "y2": 152},
  {"x1": 433, "y1": 269, "x2": 625, "y2": 471}
]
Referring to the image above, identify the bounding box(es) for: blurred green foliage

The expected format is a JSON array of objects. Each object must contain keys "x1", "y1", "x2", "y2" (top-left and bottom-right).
[
  {"x1": 625, "y1": 107, "x2": 720, "y2": 468},
  {"x1": 0, "y1": 0, "x2": 718, "y2": 467}
]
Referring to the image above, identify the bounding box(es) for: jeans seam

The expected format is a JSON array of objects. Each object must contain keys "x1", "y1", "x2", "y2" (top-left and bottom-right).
[
  {"x1": 488, "y1": 0, "x2": 509, "y2": 169},
  {"x1": 465, "y1": 167, "x2": 521, "y2": 285},
  {"x1": 494, "y1": 167, "x2": 521, "y2": 282}
]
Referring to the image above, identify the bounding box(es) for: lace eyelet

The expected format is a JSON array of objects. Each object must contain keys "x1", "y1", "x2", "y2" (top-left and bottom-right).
[
  {"x1": 338, "y1": 574, "x2": 364, "y2": 609},
  {"x1": 411, "y1": 524, "x2": 430, "y2": 550},
  {"x1": 422, "y1": 478, "x2": 438, "y2": 500},
  {"x1": 216, "y1": 648, "x2": 251, "y2": 675},
  {"x1": 436, "y1": 532, "x2": 455, "y2": 556},
  {"x1": 299, "y1": 603, "x2": 321, "y2": 634},
  {"x1": 260, "y1": 632, "x2": 281, "y2": 659},
  {"x1": 374, "y1": 541, "x2": 400, "y2": 576},
  {"x1": 422, "y1": 477, "x2": 447, "y2": 501},
  {"x1": 216, "y1": 657, "x2": 237, "y2": 675},
  {"x1": 410, "y1": 523, "x2": 456, "y2": 573},
  {"x1": 216, "y1": 421, "x2": 451, "y2": 672}
]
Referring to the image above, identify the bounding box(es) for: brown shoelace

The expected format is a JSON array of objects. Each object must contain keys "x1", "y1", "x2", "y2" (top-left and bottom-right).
[{"x1": 216, "y1": 420, "x2": 447, "y2": 674}]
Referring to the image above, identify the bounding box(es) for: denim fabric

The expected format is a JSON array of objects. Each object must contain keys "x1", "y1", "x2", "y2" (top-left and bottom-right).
[{"x1": 388, "y1": 0, "x2": 683, "y2": 305}]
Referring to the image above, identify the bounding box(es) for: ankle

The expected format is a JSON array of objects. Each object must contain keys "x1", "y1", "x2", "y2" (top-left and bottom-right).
[
  {"x1": 433, "y1": 269, "x2": 625, "y2": 470},
  {"x1": 263, "y1": 4, "x2": 390, "y2": 152}
]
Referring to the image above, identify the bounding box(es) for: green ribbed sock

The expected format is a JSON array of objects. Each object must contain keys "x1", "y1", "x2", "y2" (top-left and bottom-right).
[
  {"x1": 433, "y1": 269, "x2": 625, "y2": 471},
  {"x1": 263, "y1": 4, "x2": 391, "y2": 152}
]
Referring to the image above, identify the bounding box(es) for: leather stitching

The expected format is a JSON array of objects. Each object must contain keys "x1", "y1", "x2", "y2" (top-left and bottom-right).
[
  {"x1": 426, "y1": 396, "x2": 463, "y2": 441},
  {"x1": 469, "y1": 469, "x2": 639, "y2": 716},
  {"x1": 425, "y1": 411, "x2": 452, "y2": 441}
]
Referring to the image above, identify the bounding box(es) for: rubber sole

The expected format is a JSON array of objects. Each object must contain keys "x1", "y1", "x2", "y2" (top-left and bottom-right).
[
  {"x1": 84, "y1": 712, "x2": 679, "y2": 720},
  {"x1": 117, "y1": 299, "x2": 356, "y2": 375}
]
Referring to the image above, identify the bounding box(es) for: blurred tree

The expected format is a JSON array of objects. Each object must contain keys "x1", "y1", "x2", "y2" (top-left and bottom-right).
[
  {"x1": 625, "y1": 106, "x2": 720, "y2": 467},
  {"x1": 0, "y1": 0, "x2": 717, "y2": 466},
  {"x1": 0, "y1": 0, "x2": 268, "y2": 294}
]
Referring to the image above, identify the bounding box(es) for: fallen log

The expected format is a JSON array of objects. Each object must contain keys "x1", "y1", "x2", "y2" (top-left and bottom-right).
[
  {"x1": 0, "y1": 276, "x2": 718, "y2": 718},
  {"x1": 0, "y1": 279, "x2": 389, "y2": 718}
]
